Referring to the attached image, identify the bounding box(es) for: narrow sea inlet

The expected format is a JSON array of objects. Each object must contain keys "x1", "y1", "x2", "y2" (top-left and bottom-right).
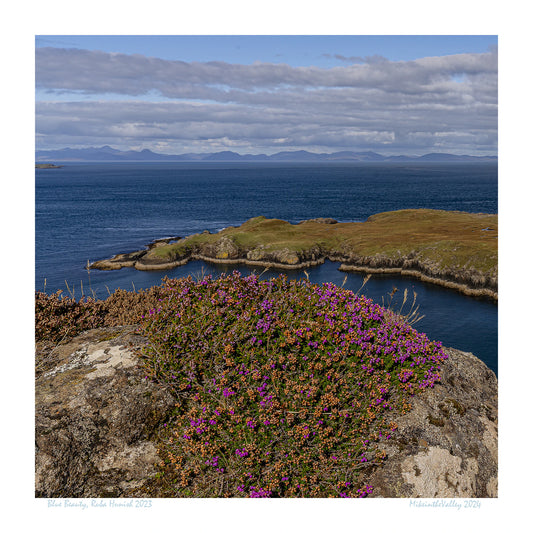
[{"x1": 35, "y1": 161, "x2": 498, "y2": 374}]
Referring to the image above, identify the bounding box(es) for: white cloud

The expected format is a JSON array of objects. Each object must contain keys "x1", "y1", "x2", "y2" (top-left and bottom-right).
[{"x1": 35, "y1": 46, "x2": 498, "y2": 155}]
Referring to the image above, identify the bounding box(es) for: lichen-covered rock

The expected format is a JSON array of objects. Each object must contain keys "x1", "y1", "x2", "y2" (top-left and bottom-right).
[
  {"x1": 245, "y1": 246, "x2": 299, "y2": 265},
  {"x1": 366, "y1": 347, "x2": 497, "y2": 498},
  {"x1": 270, "y1": 248, "x2": 300, "y2": 265},
  {"x1": 35, "y1": 326, "x2": 175, "y2": 498},
  {"x1": 202, "y1": 235, "x2": 240, "y2": 260},
  {"x1": 246, "y1": 245, "x2": 267, "y2": 261}
]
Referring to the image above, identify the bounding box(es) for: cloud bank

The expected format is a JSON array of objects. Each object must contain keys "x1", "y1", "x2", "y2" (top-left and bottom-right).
[{"x1": 35, "y1": 46, "x2": 498, "y2": 155}]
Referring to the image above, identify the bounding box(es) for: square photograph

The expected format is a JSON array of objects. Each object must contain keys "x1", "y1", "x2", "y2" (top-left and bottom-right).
[{"x1": 35, "y1": 34, "x2": 498, "y2": 500}]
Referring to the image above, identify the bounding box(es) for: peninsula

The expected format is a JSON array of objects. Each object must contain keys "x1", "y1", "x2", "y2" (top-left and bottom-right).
[{"x1": 90, "y1": 209, "x2": 498, "y2": 300}]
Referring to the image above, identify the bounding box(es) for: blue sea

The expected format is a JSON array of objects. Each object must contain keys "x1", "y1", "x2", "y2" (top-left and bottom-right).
[{"x1": 35, "y1": 162, "x2": 498, "y2": 374}]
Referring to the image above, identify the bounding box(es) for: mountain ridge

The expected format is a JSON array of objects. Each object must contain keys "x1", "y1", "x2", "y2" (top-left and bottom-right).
[{"x1": 35, "y1": 146, "x2": 498, "y2": 163}]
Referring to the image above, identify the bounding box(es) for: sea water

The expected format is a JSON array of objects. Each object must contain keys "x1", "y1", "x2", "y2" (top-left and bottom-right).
[{"x1": 35, "y1": 161, "x2": 498, "y2": 373}]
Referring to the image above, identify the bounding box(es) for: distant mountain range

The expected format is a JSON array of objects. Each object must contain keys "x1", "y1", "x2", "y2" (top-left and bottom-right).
[{"x1": 35, "y1": 146, "x2": 497, "y2": 163}]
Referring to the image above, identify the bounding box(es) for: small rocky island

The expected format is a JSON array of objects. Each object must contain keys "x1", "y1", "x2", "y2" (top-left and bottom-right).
[
  {"x1": 35, "y1": 163, "x2": 63, "y2": 169},
  {"x1": 91, "y1": 209, "x2": 498, "y2": 300}
]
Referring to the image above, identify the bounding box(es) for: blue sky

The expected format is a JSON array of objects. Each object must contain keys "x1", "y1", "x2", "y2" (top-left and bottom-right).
[
  {"x1": 35, "y1": 35, "x2": 498, "y2": 156},
  {"x1": 35, "y1": 35, "x2": 497, "y2": 67}
]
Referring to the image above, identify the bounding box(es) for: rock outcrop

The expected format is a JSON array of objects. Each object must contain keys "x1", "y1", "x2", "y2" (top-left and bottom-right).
[
  {"x1": 298, "y1": 217, "x2": 338, "y2": 224},
  {"x1": 35, "y1": 329, "x2": 497, "y2": 498},
  {"x1": 367, "y1": 347, "x2": 498, "y2": 497},
  {"x1": 35, "y1": 327, "x2": 175, "y2": 498},
  {"x1": 200, "y1": 235, "x2": 241, "y2": 260}
]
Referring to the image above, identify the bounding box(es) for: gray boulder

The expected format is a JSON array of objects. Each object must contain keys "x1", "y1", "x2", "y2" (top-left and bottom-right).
[
  {"x1": 366, "y1": 347, "x2": 497, "y2": 497},
  {"x1": 35, "y1": 326, "x2": 175, "y2": 498}
]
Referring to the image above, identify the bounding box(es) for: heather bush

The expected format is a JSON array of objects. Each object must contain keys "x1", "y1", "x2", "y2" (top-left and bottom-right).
[
  {"x1": 35, "y1": 272, "x2": 448, "y2": 497},
  {"x1": 35, "y1": 284, "x2": 170, "y2": 344},
  {"x1": 137, "y1": 272, "x2": 447, "y2": 498},
  {"x1": 35, "y1": 291, "x2": 106, "y2": 343}
]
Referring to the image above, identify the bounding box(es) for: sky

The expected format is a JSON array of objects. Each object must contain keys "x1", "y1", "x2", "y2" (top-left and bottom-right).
[{"x1": 35, "y1": 35, "x2": 498, "y2": 156}]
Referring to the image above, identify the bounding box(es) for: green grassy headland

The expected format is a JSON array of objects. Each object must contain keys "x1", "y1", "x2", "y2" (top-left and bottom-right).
[
  {"x1": 91, "y1": 209, "x2": 498, "y2": 299},
  {"x1": 36, "y1": 163, "x2": 63, "y2": 169}
]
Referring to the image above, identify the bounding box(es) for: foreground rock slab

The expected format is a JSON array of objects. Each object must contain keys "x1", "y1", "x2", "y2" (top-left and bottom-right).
[{"x1": 35, "y1": 327, "x2": 175, "y2": 498}]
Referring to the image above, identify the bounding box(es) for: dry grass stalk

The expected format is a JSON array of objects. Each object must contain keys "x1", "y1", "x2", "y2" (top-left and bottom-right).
[{"x1": 382, "y1": 286, "x2": 425, "y2": 327}]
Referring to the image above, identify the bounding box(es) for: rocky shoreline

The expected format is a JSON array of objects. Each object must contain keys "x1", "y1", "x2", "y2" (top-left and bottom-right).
[
  {"x1": 94, "y1": 251, "x2": 497, "y2": 300},
  {"x1": 90, "y1": 211, "x2": 498, "y2": 301},
  {"x1": 91, "y1": 251, "x2": 498, "y2": 301}
]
